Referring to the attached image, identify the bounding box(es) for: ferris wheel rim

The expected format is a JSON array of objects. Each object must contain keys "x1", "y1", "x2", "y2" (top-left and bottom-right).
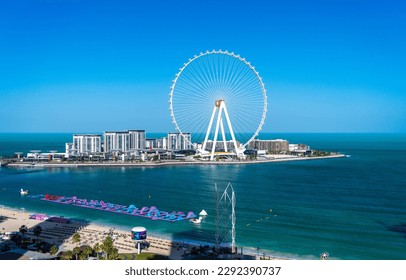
[{"x1": 169, "y1": 49, "x2": 268, "y2": 147}]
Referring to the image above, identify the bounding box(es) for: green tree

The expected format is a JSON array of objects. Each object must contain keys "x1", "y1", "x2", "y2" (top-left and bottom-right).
[
  {"x1": 108, "y1": 247, "x2": 119, "y2": 260},
  {"x1": 101, "y1": 236, "x2": 118, "y2": 260},
  {"x1": 73, "y1": 246, "x2": 81, "y2": 260},
  {"x1": 61, "y1": 250, "x2": 73, "y2": 260},
  {"x1": 72, "y1": 232, "x2": 81, "y2": 244},
  {"x1": 79, "y1": 251, "x2": 87, "y2": 260},
  {"x1": 93, "y1": 242, "x2": 101, "y2": 259},
  {"x1": 82, "y1": 245, "x2": 92, "y2": 259},
  {"x1": 33, "y1": 225, "x2": 42, "y2": 243},
  {"x1": 50, "y1": 245, "x2": 59, "y2": 255},
  {"x1": 19, "y1": 225, "x2": 28, "y2": 236}
]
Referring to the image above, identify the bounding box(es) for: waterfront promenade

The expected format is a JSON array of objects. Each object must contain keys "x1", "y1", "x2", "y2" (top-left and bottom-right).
[{"x1": 4, "y1": 154, "x2": 345, "y2": 168}]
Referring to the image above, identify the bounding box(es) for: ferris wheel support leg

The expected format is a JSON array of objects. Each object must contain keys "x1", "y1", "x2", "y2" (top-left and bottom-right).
[
  {"x1": 220, "y1": 119, "x2": 228, "y2": 152},
  {"x1": 221, "y1": 102, "x2": 239, "y2": 157},
  {"x1": 210, "y1": 106, "x2": 223, "y2": 161},
  {"x1": 203, "y1": 105, "x2": 218, "y2": 151}
]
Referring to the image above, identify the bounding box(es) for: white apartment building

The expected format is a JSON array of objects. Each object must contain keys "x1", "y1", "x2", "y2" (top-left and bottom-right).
[
  {"x1": 128, "y1": 130, "x2": 146, "y2": 150},
  {"x1": 167, "y1": 133, "x2": 192, "y2": 151},
  {"x1": 104, "y1": 130, "x2": 146, "y2": 153},
  {"x1": 157, "y1": 137, "x2": 167, "y2": 150},
  {"x1": 65, "y1": 134, "x2": 102, "y2": 156}
]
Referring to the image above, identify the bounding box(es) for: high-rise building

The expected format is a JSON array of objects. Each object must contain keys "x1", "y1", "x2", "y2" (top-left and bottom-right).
[
  {"x1": 104, "y1": 131, "x2": 127, "y2": 153},
  {"x1": 167, "y1": 132, "x2": 192, "y2": 151},
  {"x1": 104, "y1": 130, "x2": 146, "y2": 153},
  {"x1": 128, "y1": 130, "x2": 146, "y2": 150},
  {"x1": 67, "y1": 134, "x2": 102, "y2": 155}
]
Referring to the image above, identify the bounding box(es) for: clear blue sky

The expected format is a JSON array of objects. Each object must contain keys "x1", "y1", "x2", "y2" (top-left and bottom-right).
[{"x1": 0, "y1": 0, "x2": 405, "y2": 133}]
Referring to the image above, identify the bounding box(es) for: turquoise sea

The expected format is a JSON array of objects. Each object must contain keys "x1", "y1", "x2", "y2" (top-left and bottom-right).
[{"x1": 1, "y1": 133, "x2": 406, "y2": 260}]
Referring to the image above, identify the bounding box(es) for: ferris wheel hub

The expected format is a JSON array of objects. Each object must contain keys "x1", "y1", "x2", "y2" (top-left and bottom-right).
[{"x1": 215, "y1": 99, "x2": 224, "y2": 108}]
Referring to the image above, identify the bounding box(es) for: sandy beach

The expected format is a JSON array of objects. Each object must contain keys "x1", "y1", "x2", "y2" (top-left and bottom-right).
[
  {"x1": 0, "y1": 207, "x2": 197, "y2": 259},
  {"x1": 1, "y1": 207, "x2": 278, "y2": 260}
]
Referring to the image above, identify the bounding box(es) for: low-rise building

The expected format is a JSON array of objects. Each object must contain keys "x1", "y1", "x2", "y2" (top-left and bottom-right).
[
  {"x1": 289, "y1": 143, "x2": 310, "y2": 151},
  {"x1": 145, "y1": 137, "x2": 168, "y2": 150},
  {"x1": 289, "y1": 143, "x2": 311, "y2": 156},
  {"x1": 204, "y1": 140, "x2": 240, "y2": 152},
  {"x1": 145, "y1": 138, "x2": 157, "y2": 150}
]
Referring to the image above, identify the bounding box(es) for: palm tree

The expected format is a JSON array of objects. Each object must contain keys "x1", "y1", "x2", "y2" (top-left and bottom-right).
[
  {"x1": 93, "y1": 242, "x2": 101, "y2": 259},
  {"x1": 101, "y1": 236, "x2": 112, "y2": 259},
  {"x1": 50, "y1": 245, "x2": 59, "y2": 255},
  {"x1": 72, "y1": 232, "x2": 81, "y2": 244},
  {"x1": 19, "y1": 225, "x2": 28, "y2": 236},
  {"x1": 61, "y1": 250, "x2": 73, "y2": 260},
  {"x1": 82, "y1": 245, "x2": 92, "y2": 259},
  {"x1": 73, "y1": 246, "x2": 81, "y2": 260},
  {"x1": 101, "y1": 235, "x2": 116, "y2": 260},
  {"x1": 108, "y1": 247, "x2": 119, "y2": 260},
  {"x1": 33, "y1": 225, "x2": 42, "y2": 243},
  {"x1": 79, "y1": 251, "x2": 87, "y2": 260}
]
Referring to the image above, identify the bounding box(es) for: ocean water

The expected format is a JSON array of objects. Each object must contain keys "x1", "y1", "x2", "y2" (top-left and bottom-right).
[{"x1": 1, "y1": 133, "x2": 406, "y2": 260}]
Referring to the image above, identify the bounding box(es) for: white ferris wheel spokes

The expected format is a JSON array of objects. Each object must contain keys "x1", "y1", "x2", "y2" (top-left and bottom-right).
[{"x1": 169, "y1": 50, "x2": 267, "y2": 160}]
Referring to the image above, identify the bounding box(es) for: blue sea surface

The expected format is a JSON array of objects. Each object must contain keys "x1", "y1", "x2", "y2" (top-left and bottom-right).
[{"x1": 1, "y1": 133, "x2": 406, "y2": 259}]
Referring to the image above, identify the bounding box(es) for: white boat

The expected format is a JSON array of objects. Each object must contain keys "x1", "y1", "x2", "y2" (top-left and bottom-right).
[
  {"x1": 20, "y1": 188, "x2": 28, "y2": 195},
  {"x1": 199, "y1": 210, "x2": 208, "y2": 216},
  {"x1": 189, "y1": 217, "x2": 202, "y2": 224}
]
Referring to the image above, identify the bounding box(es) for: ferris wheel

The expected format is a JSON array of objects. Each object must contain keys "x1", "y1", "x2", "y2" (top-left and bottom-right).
[{"x1": 169, "y1": 50, "x2": 267, "y2": 160}]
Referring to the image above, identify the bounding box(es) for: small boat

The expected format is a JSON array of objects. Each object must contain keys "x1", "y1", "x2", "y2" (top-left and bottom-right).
[
  {"x1": 190, "y1": 217, "x2": 202, "y2": 224},
  {"x1": 20, "y1": 188, "x2": 28, "y2": 195}
]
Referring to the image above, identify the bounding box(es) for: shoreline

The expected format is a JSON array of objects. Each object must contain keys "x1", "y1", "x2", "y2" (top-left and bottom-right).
[
  {"x1": 4, "y1": 154, "x2": 346, "y2": 168},
  {"x1": 0, "y1": 206, "x2": 289, "y2": 260}
]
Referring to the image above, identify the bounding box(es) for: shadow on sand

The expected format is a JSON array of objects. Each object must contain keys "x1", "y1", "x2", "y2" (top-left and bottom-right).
[{"x1": 0, "y1": 215, "x2": 88, "y2": 260}]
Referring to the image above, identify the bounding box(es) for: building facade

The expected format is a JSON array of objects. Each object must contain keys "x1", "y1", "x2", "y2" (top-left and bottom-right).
[
  {"x1": 167, "y1": 133, "x2": 192, "y2": 151},
  {"x1": 204, "y1": 140, "x2": 240, "y2": 151},
  {"x1": 104, "y1": 130, "x2": 146, "y2": 153},
  {"x1": 157, "y1": 137, "x2": 167, "y2": 150},
  {"x1": 67, "y1": 134, "x2": 102, "y2": 156},
  {"x1": 289, "y1": 143, "x2": 310, "y2": 152},
  {"x1": 129, "y1": 130, "x2": 146, "y2": 150},
  {"x1": 248, "y1": 139, "x2": 289, "y2": 153}
]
